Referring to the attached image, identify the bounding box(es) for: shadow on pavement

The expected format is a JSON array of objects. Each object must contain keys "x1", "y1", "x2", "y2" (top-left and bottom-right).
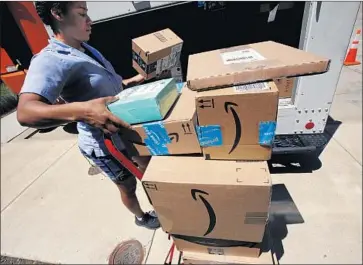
[
  {"x1": 268, "y1": 153, "x2": 322, "y2": 174},
  {"x1": 37, "y1": 122, "x2": 79, "y2": 135},
  {"x1": 63, "y1": 122, "x2": 79, "y2": 134},
  {"x1": 37, "y1": 126, "x2": 58, "y2": 134},
  {"x1": 266, "y1": 117, "x2": 341, "y2": 261},
  {"x1": 269, "y1": 115, "x2": 342, "y2": 174},
  {"x1": 268, "y1": 184, "x2": 304, "y2": 262},
  {"x1": 320, "y1": 116, "x2": 342, "y2": 156}
]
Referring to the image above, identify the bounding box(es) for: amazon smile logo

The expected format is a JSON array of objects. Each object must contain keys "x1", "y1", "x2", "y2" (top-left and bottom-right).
[
  {"x1": 224, "y1": 102, "x2": 241, "y2": 154},
  {"x1": 191, "y1": 189, "x2": 216, "y2": 236},
  {"x1": 168, "y1": 133, "x2": 179, "y2": 143}
]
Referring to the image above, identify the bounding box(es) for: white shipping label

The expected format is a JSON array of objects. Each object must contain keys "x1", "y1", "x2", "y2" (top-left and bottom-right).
[
  {"x1": 117, "y1": 82, "x2": 163, "y2": 100},
  {"x1": 117, "y1": 89, "x2": 135, "y2": 100},
  {"x1": 234, "y1": 82, "x2": 270, "y2": 92},
  {"x1": 221, "y1": 48, "x2": 265, "y2": 65},
  {"x1": 159, "y1": 52, "x2": 180, "y2": 73},
  {"x1": 132, "y1": 82, "x2": 164, "y2": 96},
  {"x1": 168, "y1": 43, "x2": 182, "y2": 68},
  {"x1": 155, "y1": 44, "x2": 182, "y2": 75}
]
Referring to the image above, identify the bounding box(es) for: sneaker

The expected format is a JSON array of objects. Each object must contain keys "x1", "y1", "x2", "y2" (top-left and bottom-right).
[{"x1": 135, "y1": 211, "x2": 160, "y2": 229}]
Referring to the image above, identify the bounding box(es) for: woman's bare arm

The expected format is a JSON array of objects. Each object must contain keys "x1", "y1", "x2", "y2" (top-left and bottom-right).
[{"x1": 17, "y1": 93, "x2": 131, "y2": 134}]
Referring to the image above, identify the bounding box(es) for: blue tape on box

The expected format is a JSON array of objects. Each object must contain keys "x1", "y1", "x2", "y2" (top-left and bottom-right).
[
  {"x1": 196, "y1": 125, "x2": 223, "y2": 147},
  {"x1": 259, "y1": 121, "x2": 276, "y2": 146},
  {"x1": 176, "y1": 82, "x2": 185, "y2": 93},
  {"x1": 142, "y1": 122, "x2": 171, "y2": 155}
]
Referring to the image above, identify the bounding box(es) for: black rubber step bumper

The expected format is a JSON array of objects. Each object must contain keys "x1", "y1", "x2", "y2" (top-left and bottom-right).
[{"x1": 272, "y1": 133, "x2": 330, "y2": 155}]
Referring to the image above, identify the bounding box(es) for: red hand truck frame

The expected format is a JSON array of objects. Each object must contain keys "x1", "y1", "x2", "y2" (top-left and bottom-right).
[{"x1": 104, "y1": 134, "x2": 181, "y2": 264}]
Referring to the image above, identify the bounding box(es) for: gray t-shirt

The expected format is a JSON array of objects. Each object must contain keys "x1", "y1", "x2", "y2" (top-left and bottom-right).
[{"x1": 20, "y1": 38, "x2": 125, "y2": 157}]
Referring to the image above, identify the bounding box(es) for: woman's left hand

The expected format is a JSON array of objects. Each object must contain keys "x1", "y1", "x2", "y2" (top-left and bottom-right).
[
  {"x1": 132, "y1": 74, "x2": 145, "y2": 84},
  {"x1": 123, "y1": 74, "x2": 145, "y2": 87}
]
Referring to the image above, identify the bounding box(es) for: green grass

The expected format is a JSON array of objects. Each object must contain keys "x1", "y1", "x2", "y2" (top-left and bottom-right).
[{"x1": 0, "y1": 81, "x2": 18, "y2": 117}]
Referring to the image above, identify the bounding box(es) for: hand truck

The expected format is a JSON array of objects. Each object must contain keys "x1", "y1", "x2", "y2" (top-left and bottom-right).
[{"x1": 104, "y1": 134, "x2": 182, "y2": 264}]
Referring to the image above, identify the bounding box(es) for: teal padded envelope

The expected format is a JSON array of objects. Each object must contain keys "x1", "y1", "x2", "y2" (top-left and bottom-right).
[{"x1": 107, "y1": 78, "x2": 179, "y2": 125}]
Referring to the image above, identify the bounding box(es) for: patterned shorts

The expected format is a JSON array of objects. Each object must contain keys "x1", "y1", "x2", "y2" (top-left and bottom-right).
[{"x1": 79, "y1": 148, "x2": 136, "y2": 192}]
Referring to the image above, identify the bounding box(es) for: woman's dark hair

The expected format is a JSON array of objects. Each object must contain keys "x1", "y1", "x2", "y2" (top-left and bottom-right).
[{"x1": 35, "y1": 1, "x2": 72, "y2": 33}]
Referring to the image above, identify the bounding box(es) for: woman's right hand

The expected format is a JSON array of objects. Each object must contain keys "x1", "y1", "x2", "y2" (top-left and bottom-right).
[{"x1": 80, "y1": 96, "x2": 131, "y2": 134}]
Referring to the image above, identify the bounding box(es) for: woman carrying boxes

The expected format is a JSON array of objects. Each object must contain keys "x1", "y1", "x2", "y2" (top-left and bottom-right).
[{"x1": 16, "y1": 1, "x2": 160, "y2": 230}]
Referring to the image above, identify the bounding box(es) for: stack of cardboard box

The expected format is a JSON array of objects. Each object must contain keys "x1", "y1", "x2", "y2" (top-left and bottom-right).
[
  {"x1": 187, "y1": 40, "x2": 330, "y2": 161},
  {"x1": 110, "y1": 29, "x2": 330, "y2": 264}
]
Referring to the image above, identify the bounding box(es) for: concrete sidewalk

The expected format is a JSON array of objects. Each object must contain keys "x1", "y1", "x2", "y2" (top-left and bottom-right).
[
  {"x1": 1, "y1": 130, "x2": 156, "y2": 263},
  {"x1": 1, "y1": 7, "x2": 362, "y2": 265}
]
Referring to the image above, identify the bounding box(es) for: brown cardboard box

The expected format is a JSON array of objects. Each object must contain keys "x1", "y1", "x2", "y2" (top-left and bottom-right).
[
  {"x1": 195, "y1": 81, "x2": 279, "y2": 160},
  {"x1": 132, "y1": 28, "x2": 183, "y2": 80},
  {"x1": 274, "y1": 77, "x2": 295, "y2": 98},
  {"x1": 182, "y1": 250, "x2": 277, "y2": 264},
  {"x1": 142, "y1": 156, "x2": 272, "y2": 242},
  {"x1": 187, "y1": 41, "x2": 330, "y2": 91},
  {"x1": 121, "y1": 84, "x2": 201, "y2": 156}
]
